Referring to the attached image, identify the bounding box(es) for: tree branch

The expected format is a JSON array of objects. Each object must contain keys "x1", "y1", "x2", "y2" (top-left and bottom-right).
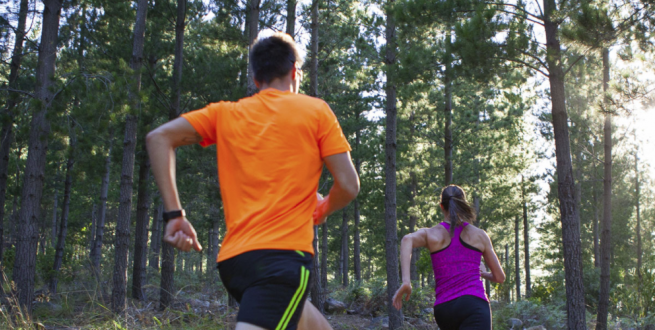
[
  {"x1": 0, "y1": 87, "x2": 35, "y2": 99},
  {"x1": 563, "y1": 55, "x2": 585, "y2": 76},
  {"x1": 491, "y1": 8, "x2": 544, "y2": 26},
  {"x1": 498, "y1": 56, "x2": 549, "y2": 77},
  {"x1": 486, "y1": 2, "x2": 542, "y2": 21}
]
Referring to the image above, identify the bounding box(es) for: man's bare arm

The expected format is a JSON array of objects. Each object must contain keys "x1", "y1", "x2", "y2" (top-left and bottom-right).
[
  {"x1": 313, "y1": 152, "x2": 359, "y2": 224},
  {"x1": 146, "y1": 117, "x2": 203, "y2": 252}
]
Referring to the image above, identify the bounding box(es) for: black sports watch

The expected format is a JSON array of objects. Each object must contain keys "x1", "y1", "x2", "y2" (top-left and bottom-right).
[{"x1": 163, "y1": 209, "x2": 186, "y2": 222}]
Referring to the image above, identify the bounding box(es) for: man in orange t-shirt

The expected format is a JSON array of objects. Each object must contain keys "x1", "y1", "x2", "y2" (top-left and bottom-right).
[{"x1": 146, "y1": 32, "x2": 359, "y2": 330}]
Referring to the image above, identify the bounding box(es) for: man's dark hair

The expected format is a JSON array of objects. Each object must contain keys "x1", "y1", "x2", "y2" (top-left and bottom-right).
[{"x1": 250, "y1": 32, "x2": 303, "y2": 84}]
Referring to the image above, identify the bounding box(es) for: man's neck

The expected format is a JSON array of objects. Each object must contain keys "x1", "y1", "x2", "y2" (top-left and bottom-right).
[{"x1": 259, "y1": 77, "x2": 294, "y2": 93}]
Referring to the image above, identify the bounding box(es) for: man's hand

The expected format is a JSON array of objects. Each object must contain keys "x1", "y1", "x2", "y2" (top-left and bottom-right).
[
  {"x1": 392, "y1": 283, "x2": 412, "y2": 310},
  {"x1": 163, "y1": 217, "x2": 203, "y2": 252},
  {"x1": 313, "y1": 193, "x2": 329, "y2": 225}
]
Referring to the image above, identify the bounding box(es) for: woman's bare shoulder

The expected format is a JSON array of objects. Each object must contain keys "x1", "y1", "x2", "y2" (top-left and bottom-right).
[{"x1": 463, "y1": 224, "x2": 490, "y2": 240}]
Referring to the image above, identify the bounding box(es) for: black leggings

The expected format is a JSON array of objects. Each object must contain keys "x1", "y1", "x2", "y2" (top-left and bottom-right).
[{"x1": 433, "y1": 295, "x2": 492, "y2": 330}]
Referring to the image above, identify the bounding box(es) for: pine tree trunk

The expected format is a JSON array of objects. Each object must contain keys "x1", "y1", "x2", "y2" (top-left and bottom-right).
[
  {"x1": 149, "y1": 203, "x2": 163, "y2": 270},
  {"x1": 635, "y1": 148, "x2": 642, "y2": 284},
  {"x1": 592, "y1": 147, "x2": 600, "y2": 268},
  {"x1": 212, "y1": 218, "x2": 219, "y2": 264},
  {"x1": 9, "y1": 148, "x2": 21, "y2": 248},
  {"x1": 91, "y1": 129, "x2": 114, "y2": 270},
  {"x1": 321, "y1": 222, "x2": 328, "y2": 289},
  {"x1": 112, "y1": 0, "x2": 148, "y2": 313},
  {"x1": 353, "y1": 121, "x2": 361, "y2": 282},
  {"x1": 443, "y1": 31, "x2": 453, "y2": 186},
  {"x1": 0, "y1": 0, "x2": 29, "y2": 265},
  {"x1": 336, "y1": 241, "x2": 342, "y2": 285},
  {"x1": 89, "y1": 204, "x2": 97, "y2": 252},
  {"x1": 51, "y1": 184, "x2": 59, "y2": 247},
  {"x1": 308, "y1": 1, "x2": 325, "y2": 312},
  {"x1": 514, "y1": 216, "x2": 520, "y2": 301},
  {"x1": 131, "y1": 150, "x2": 151, "y2": 301},
  {"x1": 13, "y1": 0, "x2": 63, "y2": 313},
  {"x1": 160, "y1": 238, "x2": 175, "y2": 309},
  {"x1": 310, "y1": 226, "x2": 325, "y2": 313},
  {"x1": 384, "y1": 2, "x2": 402, "y2": 327},
  {"x1": 522, "y1": 176, "x2": 531, "y2": 297},
  {"x1": 50, "y1": 124, "x2": 76, "y2": 294},
  {"x1": 159, "y1": 0, "x2": 186, "y2": 306},
  {"x1": 543, "y1": 0, "x2": 586, "y2": 327},
  {"x1": 170, "y1": 0, "x2": 186, "y2": 118},
  {"x1": 409, "y1": 172, "x2": 419, "y2": 282},
  {"x1": 353, "y1": 198, "x2": 361, "y2": 282},
  {"x1": 504, "y1": 244, "x2": 509, "y2": 302},
  {"x1": 596, "y1": 47, "x2": 612, "y2": 330},
  {"x1": 341, "y1": 208, "x2": 349, "y2": 287},
  {"x1": 246, "y1": 0, "x2": 261, "y2": 96},
  {"x1": 286, "y1": 0, "x2": 296, "y2": 37}
]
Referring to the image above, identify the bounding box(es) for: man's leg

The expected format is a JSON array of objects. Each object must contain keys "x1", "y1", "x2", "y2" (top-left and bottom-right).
[
  {"x1": 235, "y1": 322, "x2": 267, "y2": 330},
  {"x1": 298, "y1": 301, "x2": 333, "y2": 330},
  {"x1": 234, "y1": 302, "x2": 330, "y2": 330}
]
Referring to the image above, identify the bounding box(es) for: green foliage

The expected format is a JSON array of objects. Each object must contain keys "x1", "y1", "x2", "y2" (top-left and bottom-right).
[{"x1": 492, "y1": 300, "x2": 567, "y2": 329}]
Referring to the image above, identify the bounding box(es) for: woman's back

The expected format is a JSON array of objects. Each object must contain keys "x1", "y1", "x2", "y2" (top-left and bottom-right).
[{"x1": 428, "y1": 222, "x2": 488, "y2": 305}]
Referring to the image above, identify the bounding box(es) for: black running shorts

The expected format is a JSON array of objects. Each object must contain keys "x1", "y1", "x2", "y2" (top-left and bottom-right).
[
  {"x1": 433, "y1": 295, "x2": 492, "y2": 330},
  {"x1": 217, "y1": 249, "x2": 313, "y2": 330}
]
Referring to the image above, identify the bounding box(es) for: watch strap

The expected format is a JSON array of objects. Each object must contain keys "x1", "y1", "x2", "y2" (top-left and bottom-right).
[{"x1": 163, "y1": 209, "x2": 186, "y2": 222}]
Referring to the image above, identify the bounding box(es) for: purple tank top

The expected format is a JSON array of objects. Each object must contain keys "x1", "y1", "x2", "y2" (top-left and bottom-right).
[{"x1": 430, "y1": 222, "x2": 488, "y2": 306}]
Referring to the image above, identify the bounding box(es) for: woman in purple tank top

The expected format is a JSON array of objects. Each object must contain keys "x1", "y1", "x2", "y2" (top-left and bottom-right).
[{"x1": 392, "y1": 185, "x2": 506, "y2": 330}]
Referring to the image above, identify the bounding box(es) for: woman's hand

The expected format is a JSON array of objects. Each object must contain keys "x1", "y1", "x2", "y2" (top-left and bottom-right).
[
  {"x1": 480, "y1": 271, "x2": 494, "y2": 281},
  {"x1": 392, "y1": 283, "x2": 412, "y2": 310}
]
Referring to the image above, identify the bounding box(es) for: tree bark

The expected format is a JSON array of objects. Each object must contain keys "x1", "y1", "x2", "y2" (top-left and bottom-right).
[
  {"x1": 91, "y1": 129, "x2": 114, "y2": 270},
  {"x1": 131, "y1": 149, "x2": 151, "y2": 301},
  {"x1": 159, "y1": 237, "x2": 175, "y2": 309},
  {"x1": 246, "y1": 0, "x2": 261, "y2": 96},
  {"x1": 307, "y1": 0, "x2": 325, "y2": 312},
  {"x1": 13, "y1": 0, "x2": 63, "y2": 313},
  {"x1": 353, "y1": 184, "x2": 361, "y2": 281},
  {"x1": 321, "y1": 222, "x2": 328, "y2": 289},
  {"x1": 50, "y1": 123, "x2": 76, "y2": 294},
  {"x1": 341, "y1": 207, "x2": 349, "y2": 287},
  {"x1": 514, "y1": 216, "x2": 520, "y2": 301},
  {"x1": 544, "y1": 0, "x2": 586, "y2": 327},
  {"x1": 112, "y1": 0, "x2": 148, "y2": 313},
  {"x1": 170, "y1": 0, "x2": 186, "y2": 119},
  {"x1": 286, "y1": 0, "x2": 296, "y2": 37},
  {"x1": 521, "y1": 176, "x2": 531, "y2": 297},
  {"x1": 149, "y1": 203, "x2": 163, "y2": 270},
  {"x1": 384, "y1": 2, "x2": 402, "y2": 327},
  {"x1": 51, "y1": 181, "x2": 59, "y2": 247},
  {"x1": 596, "y1": 48, "x2": 613, "y2": 330},
  {"x1": 0, "y1": 0, "x2": 29, "y2": 265},
  {"x1": 211, "y1": 216, "x2": 219, "y2": 267},
  {"x1": 353, "y1": 112, "x2": 361, "y2": 282},
  {"x1": 309, "y1": 0, "x2": 319, "y2": 99},
  {"x1": 592, "y1": 146, "x2": 600, "y2": 268},
  {"x1": 159, "y1": 0, "x2": 187, "y2": 306},
  {"x1": 443, "y1": 30, "x2": 453, "y2": 186},
  {"x1": 635, "y1": 147, "x2": 642, "y2": 284},
  {"x1": 504, "y1": 244, "x2": 510, "y2": 302},
  {"x1": 89, "y1": 204, "x2": 97, "y2": 252},
  {"x1": 409, "y1": 172, "x2": 419, "y2": 282},
  {"x1": 310, "y1": 226, "x2": 324, "y2": 313}
]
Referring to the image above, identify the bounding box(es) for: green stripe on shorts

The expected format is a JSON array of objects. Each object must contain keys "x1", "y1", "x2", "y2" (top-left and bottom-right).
[{"x1": 276, "y1": 266, "x2": 309, "y2": 330}]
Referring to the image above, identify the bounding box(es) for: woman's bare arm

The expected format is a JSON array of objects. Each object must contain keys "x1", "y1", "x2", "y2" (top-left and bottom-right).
[
  {"x1": 400, "y1": 229, "x2": 428, "y2": 285},
  {"x1": 480, "y1": 231, "x2": 505, "y2": 283}
]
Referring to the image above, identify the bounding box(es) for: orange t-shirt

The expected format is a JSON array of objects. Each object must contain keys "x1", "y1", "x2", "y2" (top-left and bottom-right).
[{"x1": 181, "y1": 89, "x2": 351, "y2": 262}]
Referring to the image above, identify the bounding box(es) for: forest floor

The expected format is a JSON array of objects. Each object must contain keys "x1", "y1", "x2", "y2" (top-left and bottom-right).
[{"x1": 4, "y1": 290, "x2": 439, "y2": 330}]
